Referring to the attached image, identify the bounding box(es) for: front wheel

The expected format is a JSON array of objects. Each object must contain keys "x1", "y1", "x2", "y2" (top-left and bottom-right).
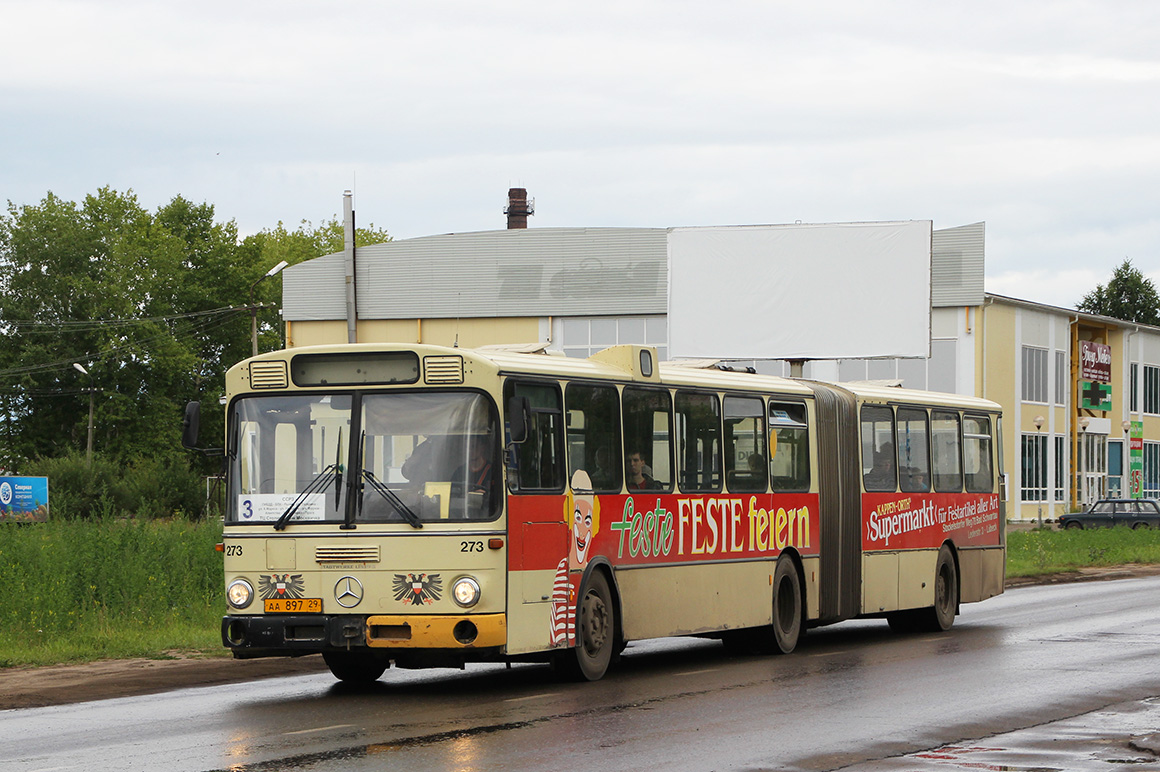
[
  {"x1": 558, "y1": 571, "x2": 616, "y2": 681},
  {"x1": 1064, "y1": 521, "x2": 1083, "y2": 530},
  {"x1": 323, "y1": 650, "x2": 389, "y2": 684}
]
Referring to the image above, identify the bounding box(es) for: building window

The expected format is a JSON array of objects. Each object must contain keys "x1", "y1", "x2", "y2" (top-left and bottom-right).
[
  {"x1": 555, "y1": 315, "x2": 667, "y2": 361},
  {"x1": 1054, "y1": 435, "x2": 1065, "y2": 502},
  {"x1": 1131, "y1": 363, "x2": 1139, "y2": 412},
  {"x1": 1021, "y1": 433, "x2": 1047, "y2": 501},
  {"x1": 1054, "y1": 350, "x2": 1066, "y2": 406},
  {"x1": 1145, "y1": 366, "x2": 1160, "y2": 415},
  {"x1": 1144, "y1": 441, "x2": 1160, "y2": 499},
  {"x1": 1022, "y1": 346, "x2": 1048, "y2": 404}
]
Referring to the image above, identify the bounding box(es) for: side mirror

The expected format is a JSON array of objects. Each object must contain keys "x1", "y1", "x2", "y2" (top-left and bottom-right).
[
  {"x1": 506, "y1": 396, "x2": 530, "y2": 444},
  {"x1": 182, "y1": 401, "x2": 201, "y2": 450}
]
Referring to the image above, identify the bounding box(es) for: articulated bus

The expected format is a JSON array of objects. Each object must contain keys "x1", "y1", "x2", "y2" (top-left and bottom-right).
[{"x1": 184, "y1": 342, "x2": 1005, "y2": 683}]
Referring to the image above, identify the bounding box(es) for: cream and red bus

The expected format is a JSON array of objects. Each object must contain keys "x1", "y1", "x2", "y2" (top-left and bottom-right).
[{"x1": 184, "y1": 342, "x2": 1004, "y2": 683}]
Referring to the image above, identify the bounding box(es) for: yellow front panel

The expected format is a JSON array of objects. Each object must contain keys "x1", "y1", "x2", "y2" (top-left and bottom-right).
[{"x1": 366, "y1": 613, "x2": 506, "y2": 648}]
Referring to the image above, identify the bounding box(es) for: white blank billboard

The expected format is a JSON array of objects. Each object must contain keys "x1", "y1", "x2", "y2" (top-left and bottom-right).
[{"x1": 668, "y1": 221, "x2": 932, "y2": 360}]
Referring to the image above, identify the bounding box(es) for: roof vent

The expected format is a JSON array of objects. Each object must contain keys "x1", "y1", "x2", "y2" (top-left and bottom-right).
[
  {"x1": 249, "y1": 360, "x2": 289, "y2": 389},
  {"x1": 424, "y1": 356, "x2": 465, "y2": 384}
]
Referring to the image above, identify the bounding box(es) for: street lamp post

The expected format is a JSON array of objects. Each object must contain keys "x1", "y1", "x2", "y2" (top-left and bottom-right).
[
  {"x1": 72, "y1": 363, "x2": 94, "y2": 465},
  {"x1": 250, "y1": 260, "x2": 289, "y2": 357}
]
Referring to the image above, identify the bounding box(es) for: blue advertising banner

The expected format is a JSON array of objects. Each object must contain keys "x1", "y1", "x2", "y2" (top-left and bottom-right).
[{"x1": 0, "y1": 476, "x2": 49, "y2": 522}]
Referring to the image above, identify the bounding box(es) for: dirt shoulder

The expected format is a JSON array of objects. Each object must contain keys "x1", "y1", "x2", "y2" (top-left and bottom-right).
[
  {"x1": 6, "y1": 564, "x2": 1160, "y2": 711},
  {"x1": 0, "y1": 654, "x2": 329, "y2": 711}
]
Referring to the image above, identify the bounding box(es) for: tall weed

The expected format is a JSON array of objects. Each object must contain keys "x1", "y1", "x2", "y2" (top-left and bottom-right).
[{"x1": 0, "y1": 517, "x2": 223, "y2": 666}]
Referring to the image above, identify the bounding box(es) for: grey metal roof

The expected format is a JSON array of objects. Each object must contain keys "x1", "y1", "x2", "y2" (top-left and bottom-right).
[
  {"x1": 282, "y1": 222, "x2": 986, "y2": 323},
  {"x1": 282, "y1": 227, "x2": 668, "y2": 321}
]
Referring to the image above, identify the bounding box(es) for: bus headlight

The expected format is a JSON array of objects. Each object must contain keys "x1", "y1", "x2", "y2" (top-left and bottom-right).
[
  {"x1": 227, "y1": 578, "x2": 254, "y2": 609},
  {"x1": 452, "y1": 576, "x2": 481, "y2": 608}
]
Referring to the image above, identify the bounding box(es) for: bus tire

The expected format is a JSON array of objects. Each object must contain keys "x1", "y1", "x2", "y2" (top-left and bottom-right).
[
  {"x1": 558, "y1": 571, "x2": 615, "y2": 681},
  {"x1": 770, "y1": 556, "x2": 803, "y2": 654},
  {"x1": 323, "y1": 650, "x2": 389, "y2": 684},
  {"x1": 915, "y1": 545, "x2": 958, "y2": 633}
]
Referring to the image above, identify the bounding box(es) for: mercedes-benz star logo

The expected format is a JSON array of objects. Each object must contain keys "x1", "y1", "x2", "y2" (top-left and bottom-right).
[{"x1": 334, "y1": 576, "x2": 364, "y2": 608}]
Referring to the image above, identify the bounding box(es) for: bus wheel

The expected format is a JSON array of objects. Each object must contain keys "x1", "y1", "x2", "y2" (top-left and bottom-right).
[
  {"x1": 917, "y1": 545, "x2": 959, "y2": 632},
  {"x1": 559, "y1": 571, "x2": 615, "y2": 681},
  {"x1": 323, "y1": 650, "x2": 389, "y2": 684},
  {"x1": 770, "y1": 556, "x2": 803, "y2": 654}
]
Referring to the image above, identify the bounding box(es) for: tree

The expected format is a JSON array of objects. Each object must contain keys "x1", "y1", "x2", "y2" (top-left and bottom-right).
[
  {"x1": 0, "y1": 190, "x2": 262, "y2": 468},
  {"x1": 247, "y1": 217, "x2": 392, "y2": 352},
  {"x1": 1076, "y1": 259, "x2": 1160, "y2": 326},
  {"x1": 0, "y1": 190, "x2": 393, "y2": 472}
]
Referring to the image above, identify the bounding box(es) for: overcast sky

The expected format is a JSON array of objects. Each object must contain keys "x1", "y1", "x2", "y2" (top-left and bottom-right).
[{"x1": 3, "y1": 0, "x2": 1158, "y2": 309}]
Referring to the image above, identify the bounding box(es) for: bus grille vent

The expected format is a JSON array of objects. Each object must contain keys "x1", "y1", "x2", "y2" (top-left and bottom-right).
[
  {"x1": 315, "y1": 545, "x2": 381, "y2": 563},
  {"x1": 249, "y1": 361, "x2": 289, "y2": 390},
  {"x1": 424, "y1": 356, "x2": 464, "y2": 384}
]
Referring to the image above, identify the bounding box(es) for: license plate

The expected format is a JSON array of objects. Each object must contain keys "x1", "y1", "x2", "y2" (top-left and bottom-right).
[{"x1": 264, "y1": 597, "x2": 322, "y2": 614}]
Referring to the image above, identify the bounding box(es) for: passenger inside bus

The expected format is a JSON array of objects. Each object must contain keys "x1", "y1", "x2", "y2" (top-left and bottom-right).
[
  {"x1": 453, "y1": 436, "x2": 495, "y2": 508},
  {"x1": 865, "y1": 443, "x2": 897, "y2": 491},
  {"x1": 626, "y1": 449, "x2": 661, "y2": 491}
]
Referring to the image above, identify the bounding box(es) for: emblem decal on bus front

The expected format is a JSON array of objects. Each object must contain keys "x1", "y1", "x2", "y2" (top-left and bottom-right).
[
  {"x1": 393, "y1": 573, "x2": 443, "y2": 605},
  {"x1": 259, "y1": 574, "x2": 306, "y2": 600}
]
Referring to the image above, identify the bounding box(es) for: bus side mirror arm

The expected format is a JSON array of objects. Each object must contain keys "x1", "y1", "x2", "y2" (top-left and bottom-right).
[{"x1": 182, "y1": 400, "x2": 224, "y2": 457}]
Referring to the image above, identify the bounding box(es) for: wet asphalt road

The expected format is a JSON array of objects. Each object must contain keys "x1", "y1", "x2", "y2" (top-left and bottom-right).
[{"x1": 4, "y1": 576, "x2": 1160, "y2": 772}]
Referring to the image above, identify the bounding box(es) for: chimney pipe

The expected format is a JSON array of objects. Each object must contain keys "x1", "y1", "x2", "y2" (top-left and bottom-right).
[{"x1": 505, "y1": 188, "x2": 534, "y2": 229}]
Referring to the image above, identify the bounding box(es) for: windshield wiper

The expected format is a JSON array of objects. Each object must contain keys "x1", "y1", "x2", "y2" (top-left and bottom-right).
[
  {"x1": 273, "y1": 430, "x2": 344, "y2": 531},
  {"x1": 361, "y1": 468, "x2": 424, "y2": 529}
]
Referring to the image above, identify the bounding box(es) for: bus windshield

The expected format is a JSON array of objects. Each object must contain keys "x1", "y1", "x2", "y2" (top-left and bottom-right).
[{"x1": 229, "y1": 391, "x2": 501, "y2": 524}]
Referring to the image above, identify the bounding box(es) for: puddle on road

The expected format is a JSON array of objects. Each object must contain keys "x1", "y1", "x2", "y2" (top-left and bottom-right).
[{"x1": 836, "y1": 698, "x2": 1160, "y2": 772}]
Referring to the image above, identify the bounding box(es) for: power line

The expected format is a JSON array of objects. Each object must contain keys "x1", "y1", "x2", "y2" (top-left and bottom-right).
[{"x1": 0, "y1": 306, "x2": 253, "y2": 380}]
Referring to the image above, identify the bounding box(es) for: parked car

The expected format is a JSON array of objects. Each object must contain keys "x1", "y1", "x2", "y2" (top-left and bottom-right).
[{"x1": 1059, "y1": 499, "x2": 1160, "y2": 529}]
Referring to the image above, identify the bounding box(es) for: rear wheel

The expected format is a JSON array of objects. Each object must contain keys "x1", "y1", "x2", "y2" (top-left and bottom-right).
[
  {"x1": 920, "y1": 545, "x2": 958, "y2": 632},
  {"x1": 323, "y1": 650, "x2": 389, "y2": 684},
  {"x1": 558, "y1": 571, "x2": 616, "y2": 681},
  {"x1": 721, "y1": 557, "x2": 803, "y2": 655},
  {"x1": 770, "y1": 556, "x2": 803, "y2": 654},
  {"x1": 1132, "y1": 521, "x2": 1150, "y2": 530},
  {"x1": 889, "y1": 545, "x2": 958, "y2": 633}
]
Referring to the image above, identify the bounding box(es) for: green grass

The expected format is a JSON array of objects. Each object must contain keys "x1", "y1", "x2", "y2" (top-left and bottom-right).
[
  {"x1": 2, "y1": 519, "x2": 1159, "y2": 668},
  {"x1": 1006, "y1": 526, "x2": 1160, "y2": 578},
  {"x1": 0, "y1": 517, "x2": 225, "y2": 668}
]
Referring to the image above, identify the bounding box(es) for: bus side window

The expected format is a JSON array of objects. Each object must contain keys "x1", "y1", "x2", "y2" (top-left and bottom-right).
[
  {"x1": 565, "y1": 383, "x2": 623, "y2": 493},
  {"x1": 623, "y1": 387, "x2": 673, "y2": 492},
  {"x1": 932, "y1": 410, "x2": 963, "y2": 492},
  {"x1": 676, "y1": 391, "x2": 722, "y2": 493},
  {"x1": 504, "y1": 380, "x2": 565, "y2": 492},
  {"x1": 861, "y1": 405, "x2": 897, "y2": 492},
  {"x1": 724, "y1": 395, "x2": 767, "y2": 493},
  {"x1": 768, "y1": 401, "x2": 810, "y2": 491},
  {"x1": 964, "y1": 415, "x2": 994, "y2": 493},
  {"x1": 897, "y1": 407, "x2": 931, "y2": 493}
]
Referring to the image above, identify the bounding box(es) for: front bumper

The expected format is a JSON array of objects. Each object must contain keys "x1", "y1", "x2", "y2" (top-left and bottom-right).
[{"x1": 221, "y1": 613, "x2": 507, "y2": 657}]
